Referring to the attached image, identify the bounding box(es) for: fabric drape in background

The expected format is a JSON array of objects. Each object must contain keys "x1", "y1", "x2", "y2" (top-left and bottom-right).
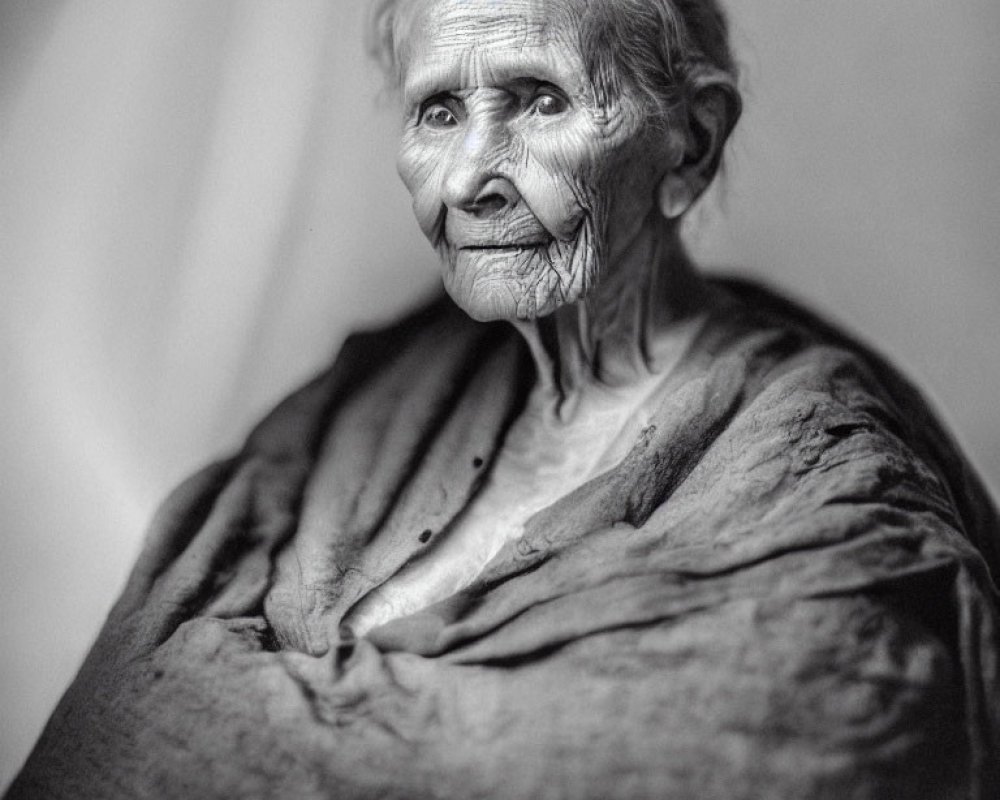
[{"x1": 2, "y1": 0, "x2": 998, "y2": 790}]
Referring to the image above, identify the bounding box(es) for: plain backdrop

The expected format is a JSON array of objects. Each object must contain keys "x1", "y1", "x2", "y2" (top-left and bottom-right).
[{"x1": 2, "y1": 0, "x2": 999, "y2": 789}]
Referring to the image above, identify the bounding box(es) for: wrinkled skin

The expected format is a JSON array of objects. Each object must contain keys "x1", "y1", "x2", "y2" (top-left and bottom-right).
[{"x1": 396, "y1": 0, "x2": 680, "y2": 321}]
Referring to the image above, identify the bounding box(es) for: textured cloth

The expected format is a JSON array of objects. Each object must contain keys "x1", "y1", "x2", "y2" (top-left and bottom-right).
[{"x1": 11, "y1": 279, "x2": 1000, "y2": 799}]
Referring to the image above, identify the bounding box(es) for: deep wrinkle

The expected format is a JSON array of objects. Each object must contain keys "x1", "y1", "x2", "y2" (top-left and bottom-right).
[{"x1": 397, "y1": 0, "x2": 686, "y2": 365}]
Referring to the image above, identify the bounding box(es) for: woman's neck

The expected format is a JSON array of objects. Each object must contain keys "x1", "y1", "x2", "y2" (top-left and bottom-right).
[{"x1": 511, "y1": 215, "x2": 708, "y2": 418}]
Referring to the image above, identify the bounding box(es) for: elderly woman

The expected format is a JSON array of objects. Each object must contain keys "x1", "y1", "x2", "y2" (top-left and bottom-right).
[{"x1": 9, "y1": 0, "x2": 999, "y2": 797}]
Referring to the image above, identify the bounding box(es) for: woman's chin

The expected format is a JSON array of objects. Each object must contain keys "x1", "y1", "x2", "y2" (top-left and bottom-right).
[
  {"x1": 443, "y1": 278, "x2": 569, "y2": 323},
  {"x1": 444, "y1": 284, "x2": 524, "y2": 322},
  {"x1": 442, "y1": 261, "x2": 583, "y2": 323}
]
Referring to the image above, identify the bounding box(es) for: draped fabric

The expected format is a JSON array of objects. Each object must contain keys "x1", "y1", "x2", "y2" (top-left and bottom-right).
[{"x1": 11, "y1": 279, "x2": 999, "y2": 799}]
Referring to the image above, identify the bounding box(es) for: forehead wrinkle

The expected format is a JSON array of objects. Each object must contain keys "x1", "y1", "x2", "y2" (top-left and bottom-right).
[
  {"x1": 438, "y1": 10, "x2": 541, "y2": 47},
  {"x1": 414, "y1": 0, "x2": 544, "y2": 60},
  {"x1": 401, "y1": 0, "x2": 588, "y2": 103},
  {"x1": 404, "y1": 49, "x2": 579, "y2": 107}
]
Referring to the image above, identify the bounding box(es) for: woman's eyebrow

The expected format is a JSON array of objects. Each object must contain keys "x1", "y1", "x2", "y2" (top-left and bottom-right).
[
  {"x1": 405, "y1": 69, "x2": 568, "y2": 108},
  {"x1": 504, "y1": 77, "x2": 562, "y2": 93},
  {"x1": 403, "y1": 70, "x2": 454, "y2": 108}
]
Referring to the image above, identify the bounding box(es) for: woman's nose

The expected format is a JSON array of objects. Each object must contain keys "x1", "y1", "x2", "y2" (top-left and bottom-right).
[{"x1": 442, "y1": 127, "x2": 520, "y2": 217}]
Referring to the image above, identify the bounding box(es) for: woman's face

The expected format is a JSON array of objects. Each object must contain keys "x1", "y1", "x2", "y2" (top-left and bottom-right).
[{"x1": 396, "y1": 0, "x2": 676, "y2": 321}]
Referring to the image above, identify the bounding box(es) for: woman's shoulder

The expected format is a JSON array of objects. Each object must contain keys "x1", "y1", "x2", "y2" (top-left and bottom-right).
[{"x1": 689, "y1": 274, "x2": 1000, "y2": 574}]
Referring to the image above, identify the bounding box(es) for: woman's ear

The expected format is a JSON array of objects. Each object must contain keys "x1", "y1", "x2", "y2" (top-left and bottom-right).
[{"x1": 658, "y1": 72, "x2": 741, "y2": 220}]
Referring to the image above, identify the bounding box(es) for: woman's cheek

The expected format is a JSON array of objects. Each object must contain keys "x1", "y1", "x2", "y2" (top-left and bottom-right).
[
  {"x1": 545, "y1": 121, "x2": 614, "y2": 207},
  {"x1": 517, "y1": 138, "x2": 595, "y2": 240},
  {"x1": 398, "y1": 137, "x2": 447, "y2": 241}
]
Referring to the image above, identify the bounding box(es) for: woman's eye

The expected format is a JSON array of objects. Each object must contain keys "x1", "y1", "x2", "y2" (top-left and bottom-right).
[
  {"x1": 530, "y1": 92, "x2": 567, "y2": 116},
  {"x1": 421, "y1": 103, "x2": 457, "y2": 128}
]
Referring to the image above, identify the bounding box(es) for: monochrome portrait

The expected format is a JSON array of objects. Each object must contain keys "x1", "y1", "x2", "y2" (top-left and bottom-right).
[{"x1": 2, "y1": 1, "x2": 998, "y2": 797}]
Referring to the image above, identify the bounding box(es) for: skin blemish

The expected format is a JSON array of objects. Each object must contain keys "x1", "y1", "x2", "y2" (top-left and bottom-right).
[
  {"x1": 473, "y1": 457, "x2": 484, "y2": 468},
  {"x1": 419, "y1": 529, "x2": 434, "y2": 543}
]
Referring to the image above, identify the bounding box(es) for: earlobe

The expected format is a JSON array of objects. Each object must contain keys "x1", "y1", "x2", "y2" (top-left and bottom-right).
[{"x1": 657, "y1": 173, "x2": 694, "y2": 219}]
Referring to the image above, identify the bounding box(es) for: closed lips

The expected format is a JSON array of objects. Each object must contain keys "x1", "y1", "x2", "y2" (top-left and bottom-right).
[{"x1": 444, "y1": 211, "x2": 550, "y2": 249}]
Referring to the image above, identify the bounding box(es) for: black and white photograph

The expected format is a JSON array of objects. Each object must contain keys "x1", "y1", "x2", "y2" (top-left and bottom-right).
[{"x1": 2, "y1": 0, "x2": 999, "y2": 796}]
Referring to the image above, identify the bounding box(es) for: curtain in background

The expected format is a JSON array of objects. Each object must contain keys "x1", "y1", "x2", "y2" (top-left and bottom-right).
[{"x1": 2, "y1": 0, "x2": 999, "y2": 789}]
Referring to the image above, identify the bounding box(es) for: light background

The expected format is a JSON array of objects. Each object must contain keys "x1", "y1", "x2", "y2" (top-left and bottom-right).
[{"x1": 2, "y1": 0, "x2": 998, "y2": 788}]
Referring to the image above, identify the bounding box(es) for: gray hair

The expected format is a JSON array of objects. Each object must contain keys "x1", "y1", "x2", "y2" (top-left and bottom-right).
[{"x1": 367, "y1": 0, "x2": 740, "y2": 128}]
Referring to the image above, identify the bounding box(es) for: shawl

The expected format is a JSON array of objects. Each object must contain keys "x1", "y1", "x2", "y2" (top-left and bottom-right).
[{"x1": 10, "y1": 278, "x2": 1000, "y2": 800}]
